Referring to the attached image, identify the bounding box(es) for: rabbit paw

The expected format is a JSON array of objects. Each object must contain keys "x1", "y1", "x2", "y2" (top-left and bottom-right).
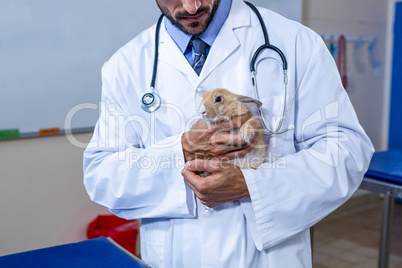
[{"x1": 240, "y1": 121, "x2": 256, "y2": 143}]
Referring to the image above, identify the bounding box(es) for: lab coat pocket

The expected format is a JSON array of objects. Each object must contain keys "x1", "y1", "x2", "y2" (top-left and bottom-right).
[
  {"x1": 258, "y1": 95, "x2": 295, "y2": 158},
  {"x1": 140, "y1": 218, "x2": 169, "y2": 266}
]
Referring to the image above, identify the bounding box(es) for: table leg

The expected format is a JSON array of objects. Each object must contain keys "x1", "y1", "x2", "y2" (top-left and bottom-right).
[
  {"x1": 379, "y1": 194, "x2": 395, "y2": 268},
  {"x1": 310, "y1": 226, "x2": 314, "y2": 261}
]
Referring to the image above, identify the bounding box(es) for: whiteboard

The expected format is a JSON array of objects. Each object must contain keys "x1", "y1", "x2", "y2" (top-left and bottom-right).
[
  {"x1": 0, "y1": 0, "x2": 301, "y2": 138},
  {"x1": 0, "y1": 0, "x2": 160, "y2": 137}
]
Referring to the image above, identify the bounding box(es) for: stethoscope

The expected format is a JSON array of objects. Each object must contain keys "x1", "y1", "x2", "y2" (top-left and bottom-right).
[{"x1": 141, "y1": 1, "x2": 290, "y2": 135}]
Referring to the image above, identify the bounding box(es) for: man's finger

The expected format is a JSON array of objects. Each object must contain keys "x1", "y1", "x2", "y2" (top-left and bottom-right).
[
  {"x1": 185, "y1": 158, "x2": 221, "y2": 173},
  {"x1": 181, "y1": 168, "x2": 197, "y2": 188},
  {"x1": 219, "y1": 147, "x2": 250, "y2": 161},
  {"x1": 217, "y1": 114, "x2": 250, "y2": 131},
  {"x1": 182, "y1": 167, "x2": 214, "y2": 203},
  {"x1": 210, "y1": 132, "x2": 247, "y2": 147},
  {"x1": 210, "y1": 133, "x2": 257, "y2": 157}
]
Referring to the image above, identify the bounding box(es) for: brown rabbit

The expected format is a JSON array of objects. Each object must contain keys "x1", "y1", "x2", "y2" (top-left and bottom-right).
[{"x1": 199, "y1": 88, "x2": 267, "y2": 169}]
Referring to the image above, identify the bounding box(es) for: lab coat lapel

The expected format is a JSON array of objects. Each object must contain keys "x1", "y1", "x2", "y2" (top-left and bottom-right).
[
  {"x1": 158, "y1": 25, "x2": 197, "y2": 80},
  {"x1": 199, "y1": 24, "x2": 239, "y2": 79},
  {"x1": 200, "y1": 0, "x2": 251, "y2": 79}
]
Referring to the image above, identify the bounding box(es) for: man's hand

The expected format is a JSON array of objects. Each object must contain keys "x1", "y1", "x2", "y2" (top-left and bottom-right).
[
  {"x1": 181, "y1": 159, "x2": 250, "y2": 208},
  {"x1": 182, "y1": 114, "x2": 253, "y2": 162}
]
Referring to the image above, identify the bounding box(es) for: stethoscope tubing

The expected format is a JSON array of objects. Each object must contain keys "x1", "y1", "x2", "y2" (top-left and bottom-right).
[
  {"x1": 245, "y1": 1, "x2": 289, "y2": 134},
  {"x1": 251, "y1": 44, "x2": 288, "y2": 73},
  {"x1": 150, "y1": 14, "x2": 164, "y2": 91}
]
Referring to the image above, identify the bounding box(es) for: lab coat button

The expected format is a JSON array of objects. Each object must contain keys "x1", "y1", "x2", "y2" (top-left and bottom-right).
[
  {"x1": 204, "y1": 207, "x2": 214, "y2": 215},
  {"x1": 196, "y1": 87, "x2": 207, "y2": 96}
]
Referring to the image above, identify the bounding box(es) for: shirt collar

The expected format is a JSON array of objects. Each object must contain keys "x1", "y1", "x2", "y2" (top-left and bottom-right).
[{"x1": 164, "y1": 0, "x2": 232, "y2": 53}]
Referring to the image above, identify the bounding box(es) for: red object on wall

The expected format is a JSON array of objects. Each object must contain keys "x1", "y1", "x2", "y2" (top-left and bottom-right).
[
  {"x1": 87, "y1": 215, "x2": 139, "y2": 255},
  {"x1": 337, "y1": 34, "x2": 348, "y2": 89}
]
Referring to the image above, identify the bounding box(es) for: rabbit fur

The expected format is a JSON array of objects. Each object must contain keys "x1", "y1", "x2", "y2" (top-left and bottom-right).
[{"x1": 199, "y1": 88, "x2": 267, "y2": 169}]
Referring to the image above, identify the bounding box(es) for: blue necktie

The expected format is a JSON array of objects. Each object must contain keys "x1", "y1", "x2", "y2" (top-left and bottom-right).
[{"x1": 191, "y1": 37, "x2": 208, "y2": 75}]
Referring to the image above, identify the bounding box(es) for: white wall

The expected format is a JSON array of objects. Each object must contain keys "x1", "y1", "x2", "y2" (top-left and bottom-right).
[
  {"x1": 0, "y1": 133, "x2": 108, "y2": 256},
  {"x1": 303, "y1": 0, "x2": 388, "y2": 150},
  {"x1": 252, "y1": 0, "x2": 303, "y2": 22}
]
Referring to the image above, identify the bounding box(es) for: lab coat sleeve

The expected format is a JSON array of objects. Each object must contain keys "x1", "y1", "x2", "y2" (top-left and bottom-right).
[
  {"x1": 83, "y1": 62, "x2": 196, "y2": 220},
  {"x1": 240, "y1": 36, "x2": 374, "y2": 250}
]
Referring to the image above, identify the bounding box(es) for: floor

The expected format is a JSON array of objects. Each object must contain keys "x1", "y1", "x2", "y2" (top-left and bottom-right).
[{"x1": 312, "y1": 190, "x2": 402, "y2": 268}]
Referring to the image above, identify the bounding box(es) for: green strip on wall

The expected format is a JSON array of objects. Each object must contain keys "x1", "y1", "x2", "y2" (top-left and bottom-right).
[{"x1": 0, "y1": 129, "x2": 20, "y2": 140}]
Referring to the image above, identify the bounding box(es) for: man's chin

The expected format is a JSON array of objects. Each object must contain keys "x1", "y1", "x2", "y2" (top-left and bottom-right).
[
  {"x1": 186, "y1": 27, "x2": 207, "y2": 36},
  {"x1": 179, "y1": 22, "x2": 208, "y2": 36}
]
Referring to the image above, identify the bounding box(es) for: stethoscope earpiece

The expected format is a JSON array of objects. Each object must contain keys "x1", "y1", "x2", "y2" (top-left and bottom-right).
[{"x1": 141, "y1": 92, "x2": 161, "y2": 113}]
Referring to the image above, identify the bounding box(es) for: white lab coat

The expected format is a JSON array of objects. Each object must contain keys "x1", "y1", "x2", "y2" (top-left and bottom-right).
[{"x1": 83, "y1": 0, "x2": 374, "y2": 267}]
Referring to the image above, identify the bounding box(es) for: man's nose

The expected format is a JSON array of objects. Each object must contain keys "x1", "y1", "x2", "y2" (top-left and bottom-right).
[{"x1": 182, "y1": 0, "x2": 201, "y2": 14}]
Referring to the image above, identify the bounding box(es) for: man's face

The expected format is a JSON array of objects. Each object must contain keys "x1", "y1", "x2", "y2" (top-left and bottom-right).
[{"x1": 156, "y1": 0, "x2": 221, "y2": 36}]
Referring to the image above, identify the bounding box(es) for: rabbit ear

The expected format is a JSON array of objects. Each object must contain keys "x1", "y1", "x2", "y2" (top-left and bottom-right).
[{"x1": 238, "y1": 95, "x2": 262, "y2": 107}]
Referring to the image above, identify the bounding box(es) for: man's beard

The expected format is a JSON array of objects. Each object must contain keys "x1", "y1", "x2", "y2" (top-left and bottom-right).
[{"x1": 157, "y1": 0, "x2": 220, "y2": 36}]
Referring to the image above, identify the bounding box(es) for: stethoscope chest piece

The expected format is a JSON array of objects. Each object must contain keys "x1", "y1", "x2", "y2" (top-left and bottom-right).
[{"x1": 141, "y1": 92, "x2": 161, "y2": 113}]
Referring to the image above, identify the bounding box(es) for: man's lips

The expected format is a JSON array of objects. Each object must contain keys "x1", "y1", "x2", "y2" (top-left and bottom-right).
[{"x1": 181, "y1": 12, "x2": 204, "y2": 22}]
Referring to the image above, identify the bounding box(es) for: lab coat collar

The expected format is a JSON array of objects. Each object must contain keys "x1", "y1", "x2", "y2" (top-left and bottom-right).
[
  {"x1": 159, "y1": 21, "x2": 195, "y2": 79},
  {"x1": 158, "y1": 0, "x2": 251, "y2": 82},
  {"x1": 199, "y1": 0, "x2": 251, "y2": 79},
  {"x1": 228, "y1": 0, "x2": 252, "y2": 30}
]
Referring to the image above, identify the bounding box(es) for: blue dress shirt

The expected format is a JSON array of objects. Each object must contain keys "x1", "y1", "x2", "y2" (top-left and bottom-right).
[{"x1": 164, "y1": 0, "x2": 232, "y2": 66}]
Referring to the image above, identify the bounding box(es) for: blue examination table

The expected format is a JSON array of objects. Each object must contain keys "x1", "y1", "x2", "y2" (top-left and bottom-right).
[
  {"x1": 360, "y1": 150, "x2": 402, "y2": 268},
  {"x1": 0, "y1": 237, "x2": 151, "y2": 268}
]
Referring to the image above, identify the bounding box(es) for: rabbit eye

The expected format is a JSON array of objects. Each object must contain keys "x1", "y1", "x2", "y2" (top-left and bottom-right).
[{"x1": 215, "y1": 96, "x2": 222, "y2": 103}]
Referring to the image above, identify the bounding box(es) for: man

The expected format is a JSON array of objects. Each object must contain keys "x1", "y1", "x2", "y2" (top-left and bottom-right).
[{"x1": 83, "y1": 0, "x2": 374, "y2": 267}]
